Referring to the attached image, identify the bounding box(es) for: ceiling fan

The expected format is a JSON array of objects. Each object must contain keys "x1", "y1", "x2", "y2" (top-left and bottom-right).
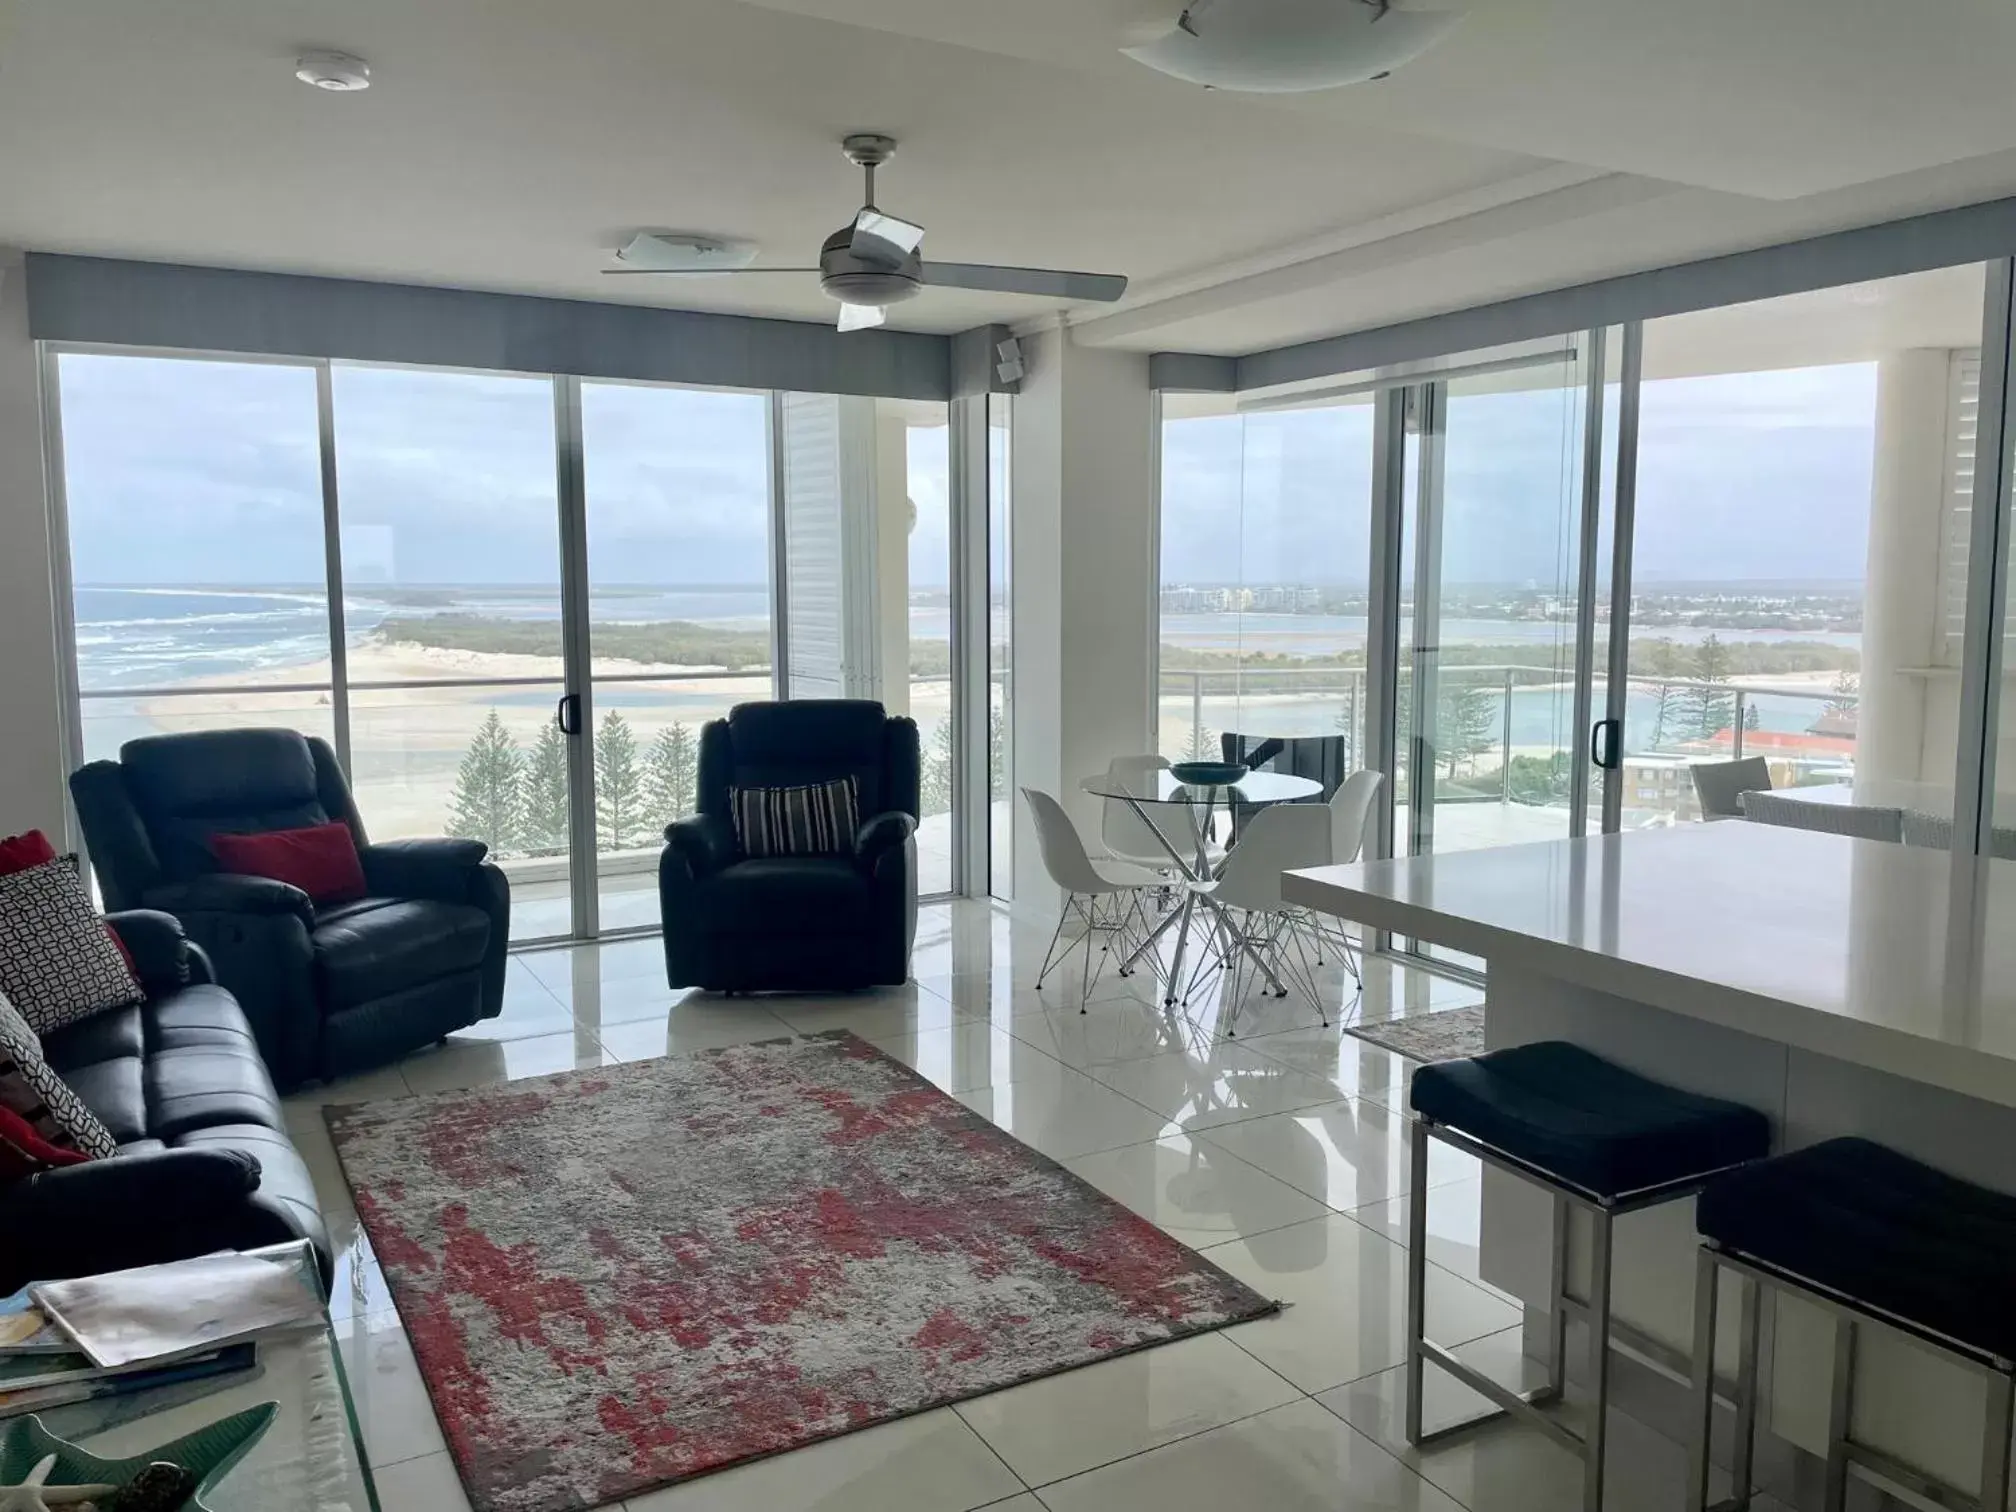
[{"x1": 604, "y1": 134, "x2": 1130, "y2": 331}]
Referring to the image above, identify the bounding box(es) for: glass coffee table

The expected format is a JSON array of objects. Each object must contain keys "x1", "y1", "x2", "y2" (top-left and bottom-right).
[{"x1": 32, "y1": 1241, "x2": 380, "y2": 1512}]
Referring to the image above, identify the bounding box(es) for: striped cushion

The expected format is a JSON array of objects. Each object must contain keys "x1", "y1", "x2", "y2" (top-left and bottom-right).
[
  {"x1": 0, "y1": 992, "x2": 117, "y2": 1160},
  {"x1": 730, "y1": 778, "x2": 860, "y2": 859}
]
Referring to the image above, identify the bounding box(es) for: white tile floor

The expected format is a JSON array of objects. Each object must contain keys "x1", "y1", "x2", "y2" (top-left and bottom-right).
[{"x1": 284, "y1": 900, "x2": 1781, "y2": 1512}]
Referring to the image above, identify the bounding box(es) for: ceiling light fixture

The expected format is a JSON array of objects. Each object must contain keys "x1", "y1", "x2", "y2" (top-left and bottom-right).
[
  {"x1": 1124, "y1": 0, "x2": 1461, "y2": 93},
  {"x1": 295, "y1": 51, "x2": 372, "y2": 92}
]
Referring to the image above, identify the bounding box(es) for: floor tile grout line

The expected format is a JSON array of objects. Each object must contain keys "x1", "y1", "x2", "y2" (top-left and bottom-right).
[{"x1": 946, "y1": 1403, "x2": 1037, "y2": 1498}]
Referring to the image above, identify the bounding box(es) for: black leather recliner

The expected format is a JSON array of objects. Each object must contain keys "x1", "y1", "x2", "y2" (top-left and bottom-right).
[
  {"x1": 70, "y1": 728, "x2": 509, "y2": 1089},
  {"x1": 4, "y1": 909, "x2": 331, "y2": 1294},
  {"x1": 659, "y1": 701, "x2": 919, "y2": 992}
]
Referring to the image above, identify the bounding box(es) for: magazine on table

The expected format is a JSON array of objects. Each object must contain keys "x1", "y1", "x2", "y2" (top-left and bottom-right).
[
  {"x1": 0, "y1": 1289, "x2": 72, "y2": 1355},
  {"x1": 0, "y1": 1343, "x2": 257, "y2": 1419},
  {"x1": 31, "y1": 1250, "x2": 324, "y2": 1371}
]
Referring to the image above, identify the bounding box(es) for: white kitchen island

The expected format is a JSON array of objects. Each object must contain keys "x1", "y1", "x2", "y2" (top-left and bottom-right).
[{"x1": 1284, "y1": 822, "x2": 2016, "y2": 1495}]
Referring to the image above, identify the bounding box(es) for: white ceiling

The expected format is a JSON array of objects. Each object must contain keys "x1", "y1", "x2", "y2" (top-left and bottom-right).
[{"x1": 3, "y1": 0, "x2": 2016, "y2": 357}]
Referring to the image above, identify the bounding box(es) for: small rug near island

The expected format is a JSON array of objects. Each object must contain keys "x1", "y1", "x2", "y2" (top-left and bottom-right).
[
  {"x1": 1344, "y1": 1003, "x2": 1487, "y2": 1063},
  {"x1": 327, "y1": 1032, "x2": 1278, "y2": 1512}
]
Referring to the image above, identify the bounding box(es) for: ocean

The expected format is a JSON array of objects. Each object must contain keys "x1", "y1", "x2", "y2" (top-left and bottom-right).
[
  {"x1": 72, "y1": 585, "x2": 777, "y2": 690},
  {"x1": 73, "y1": 585, "x2": 1851, "y2": 757}
]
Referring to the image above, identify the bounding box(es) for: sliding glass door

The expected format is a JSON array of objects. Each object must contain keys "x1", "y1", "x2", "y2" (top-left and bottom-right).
[
  {"x1": 1398, "y1": 346, "x2": 1593, "y2": 860},
  {"x1": 578, "y1": 380, "x2": 776, "y2": 933},
  {"x1": 328, "y1": 364, "x2": 572, "y2": 945}
]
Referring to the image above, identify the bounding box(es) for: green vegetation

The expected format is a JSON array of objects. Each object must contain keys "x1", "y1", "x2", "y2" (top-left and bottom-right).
[
  {"x1": 443, "y1": 708, "x2": 701, "y2": 859},
  {"x1": 374, "y1": 615, "x2": 956, "y2": 676},
  {"x1": 447, "y1": 712, "x2": 523, "y2": 855}
]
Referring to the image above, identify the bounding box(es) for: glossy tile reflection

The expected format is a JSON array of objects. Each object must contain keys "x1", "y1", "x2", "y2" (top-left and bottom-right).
[{"x1": 276, "y1": 899, "x2": 1666, "y2": 1512}]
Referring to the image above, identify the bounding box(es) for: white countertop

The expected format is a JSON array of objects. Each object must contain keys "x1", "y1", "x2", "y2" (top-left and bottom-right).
[{"x1": 1284, "y1": 824, "x2": 2016, "y2": 1108}]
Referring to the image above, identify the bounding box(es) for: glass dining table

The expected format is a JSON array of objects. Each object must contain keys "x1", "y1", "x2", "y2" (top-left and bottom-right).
[{"x1": 1077, "y1": 767, "x2": 1324, "y2": 1007}]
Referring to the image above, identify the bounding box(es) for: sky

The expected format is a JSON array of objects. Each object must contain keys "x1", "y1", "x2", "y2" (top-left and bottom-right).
[
  {"x1": 1160, "y1": 360, "x2": 1881, "y2": 587},
  {"x1": 57, "y1": 349, "x2": 1880, "y2": 596},
  {"x1": 56, "y1": 353, "x2": 953, "y2": 590}
]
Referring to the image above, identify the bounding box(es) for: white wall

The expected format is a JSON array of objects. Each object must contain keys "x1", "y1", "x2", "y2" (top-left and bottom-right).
[
  {"x1": 0, "y1": 250, "x2": 67, "y2": 841},
  {"x1": 1009, "y1": 329, "x2": 1156, "y2": 908}
]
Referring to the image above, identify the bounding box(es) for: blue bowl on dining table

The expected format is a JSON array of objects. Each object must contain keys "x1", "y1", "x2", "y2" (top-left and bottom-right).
[{"x1": 1169, "y1": 761, "x2": 1247, "y2": 787}]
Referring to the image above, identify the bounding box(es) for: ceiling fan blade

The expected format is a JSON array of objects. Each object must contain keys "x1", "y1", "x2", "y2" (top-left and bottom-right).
[
  {"x1": 837, "y1": 302, "x2": 888, "y2": 333},
  {"x1": 920, "y1": 262, "x2": 1129, "y2": 302},
  {"x1": 601, "y1": 267, "x2": 821, "y2": 276},
  {"x1": 851, "y1": 208, "x2": 927, "y2": 267}
]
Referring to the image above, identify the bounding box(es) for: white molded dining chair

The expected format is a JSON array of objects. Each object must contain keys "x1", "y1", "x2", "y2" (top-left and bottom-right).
[
  {"x1": 1021, "y1": 787, "x2": 1161, "y2": 1013},
  {"x1": 1302, "y1": 768, "x2": 1384, "y2": 984},
  {"x1": 1099, "y1": 755, "x2": 1213, "y2": 875},
  {"x1": 1193, "y1": 800, "x2": 1337, "y2": 1036}
]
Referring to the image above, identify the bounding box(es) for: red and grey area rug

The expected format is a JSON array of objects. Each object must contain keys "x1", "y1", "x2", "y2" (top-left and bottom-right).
[{"x1": 328, "y1": 1031, "x2": 1278, "y2": 1512}]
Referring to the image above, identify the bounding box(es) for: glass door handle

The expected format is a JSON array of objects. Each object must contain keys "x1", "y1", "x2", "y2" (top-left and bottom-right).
[
  {"x1": 557, "y1": 693, "x2": 582, "y2": 736},
  {"x1": 1590, "y1": 718, "x2": 1622, "y2": 770}
]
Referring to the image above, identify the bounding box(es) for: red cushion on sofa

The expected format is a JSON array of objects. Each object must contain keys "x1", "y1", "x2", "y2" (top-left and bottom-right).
[
  {"x1": 0, "y1": 831, "x2": 57, "y2": 877},
  {"x1": 0, "y1": 1104, "x2": 92, "y2": 1185},
  {"x1": 211, "y1": 822, "x2": 367, "y2": 905}
]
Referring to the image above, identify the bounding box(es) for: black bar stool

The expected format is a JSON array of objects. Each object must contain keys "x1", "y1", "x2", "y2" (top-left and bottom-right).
[
  {"x1": 1689, "y1": 1137, "x2": 2016, "y2": 1512},
  {"x1": 1408, "y1": 1041, "x2": 1770, "y2": 1511}
]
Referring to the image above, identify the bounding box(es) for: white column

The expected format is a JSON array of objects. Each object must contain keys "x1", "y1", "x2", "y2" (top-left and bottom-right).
[
  {"x1": 1859, "y1": 349, "x2": 1954, "y2": 785},
  {"x1": 0, "y1": 251, "x2": 68, "y2": 839},
  {"x1": 1009, "y1": 329, "x2": 1156, "y2": 908}
]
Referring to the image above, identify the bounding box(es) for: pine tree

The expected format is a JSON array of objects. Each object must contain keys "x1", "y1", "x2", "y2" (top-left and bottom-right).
[
  {"x1": 1441, "y1": 679, "x2": 1499, "y2": 778},
  {"x1": 521, "y1": 720, "x2": 571, "y2": 856},
  {"x1": 1744, "y1": 702, "x2": 1762, "y2": 732},
  {"x1": 1823, "y1": 668, "x2": 1860, "y2": 718},
  {"x1": 1680, "y1": 633, "x2": 1737, "y2": 742},
  {"x1": 1181, "y1": 723, "x2": 1218, "y2": 763},
  {"x1": 644, "y1": 723, "x2": 698, "y2": 826},
  {"x1": 448, "y1": 710, "x2": 523, "y2": 857},
  {"x1": 986, "y1": 702, "x2": 1006, "y2": 802},
  {"x1": 595, "y1": 710, "x2": 643, "y2": 851},
  {"x1": 1649, "y1": 682, "x2": 1679, "y2": 748},
  {"x1": 919, "y1": 718, "x2": 956, "y2": 818}
]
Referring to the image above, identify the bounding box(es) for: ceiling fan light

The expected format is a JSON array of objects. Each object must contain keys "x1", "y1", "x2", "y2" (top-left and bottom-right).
[
  {"x1": 838, "y1": 303, "x2": 888, "y2": 333},
  {"x1": 1123, "y1": 0, "x2": 1461, "y2": 92}
]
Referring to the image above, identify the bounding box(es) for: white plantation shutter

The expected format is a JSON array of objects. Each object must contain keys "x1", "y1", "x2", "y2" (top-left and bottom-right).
[
  {"x1": 779, "y1": 393, "x2": 882, "y2": 700},
  {"x1": 1936, "y1": 350, "x2": 1981, "y2": 666}
]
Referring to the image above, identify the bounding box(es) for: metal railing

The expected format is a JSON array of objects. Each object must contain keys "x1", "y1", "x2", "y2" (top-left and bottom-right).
[{"x1": 1157, "y1": 662, "x2": 1859, "y2": 802}]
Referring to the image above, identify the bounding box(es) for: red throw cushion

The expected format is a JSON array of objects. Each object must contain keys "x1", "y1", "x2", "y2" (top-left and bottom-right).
[
  {"x1": 211, "y1": 822, "x2": 367, "y2": 905},
  {"x1": 0, "y1": 831, "x2": 57, "y2": 877},
  {"x1": 0, "y1": 1104, "x2": 92, "y2": 1185}
]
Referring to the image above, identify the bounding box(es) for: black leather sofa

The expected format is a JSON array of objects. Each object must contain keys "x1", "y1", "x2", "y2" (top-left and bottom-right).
[
  {"x1": 70, "y1": 729, "x2": 509, "y2": 1090},
  {"x1": 1, "y1": 911, "x2": 330, "y2": 1294},
  {"x1": 660, "y1": 701, "x2": 919, "y2": 992}
]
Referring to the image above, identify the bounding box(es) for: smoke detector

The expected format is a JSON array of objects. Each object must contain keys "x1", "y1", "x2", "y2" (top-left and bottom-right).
[
  {"x1": 1124, "y1": 0, "x2": 1461, "y2": 93},
  {"x1": 295, "y1": 51, "x2": 372, "y2": 92}
]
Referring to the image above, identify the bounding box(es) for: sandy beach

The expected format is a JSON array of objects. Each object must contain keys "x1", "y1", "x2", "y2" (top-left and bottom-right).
[{"x1": 107, "y1": 636, "x2": 952, "y2": 844}]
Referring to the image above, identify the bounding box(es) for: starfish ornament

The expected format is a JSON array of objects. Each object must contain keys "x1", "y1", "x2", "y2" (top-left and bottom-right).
[{"x1": 0, "y1": 1454, "x2": 114, "y2": 1510}]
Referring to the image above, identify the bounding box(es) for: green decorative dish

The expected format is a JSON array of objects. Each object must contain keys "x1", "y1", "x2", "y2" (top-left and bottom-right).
[
  {"x1": 1170, "y1": 761, "x2": 1245, "y2": 787},
  {"x1": 0, "y1": 1401, "x2": 276, "y2": 1510}
]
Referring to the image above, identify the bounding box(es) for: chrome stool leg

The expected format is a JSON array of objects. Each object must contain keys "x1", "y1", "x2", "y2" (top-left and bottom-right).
[
  {"x1": 1983, "y1": 1369, "x2": 2013, "y2": 1512},
  {"x1": 1583, "y1": 1207, "x2": 1614, "y2": 1511},
  {"x1": 1404, "y1": 1115, "x2": 1430, "y2": 1445},
  {"x1": 1823, "y1": 1316, "x2": 1857, "y2": 1512},
  {"x1": 1686, "y1": 1248, "x2": 1721, "y2": 1512}
]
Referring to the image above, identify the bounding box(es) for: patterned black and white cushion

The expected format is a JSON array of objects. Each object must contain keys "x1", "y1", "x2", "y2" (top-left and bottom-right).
[
  {"x1": 729, "y1": 778, "x2": 861, "y2": 859},
  {"x1": 0, "y1": 858, "x2": 142, "y2": 1036},
  {"x1": 0, "y1": 992, "x2": 118, "y2": 1160}
]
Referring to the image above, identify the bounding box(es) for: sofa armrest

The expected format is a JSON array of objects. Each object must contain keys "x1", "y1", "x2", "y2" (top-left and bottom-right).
[
  {"x1": 359, "y1": 838, "x2": 490, "y2": 903},
  {"x1": 143, "y1": 875, "x2": 315, "y2": 927},
  {"x1": 854, "y1": 810, "x2": 917, "y2": 868},
  {"x1": 663, "y1": 814, "x2": 737, "y2": 880},
  {"x1": 0, "y1": 1148, "x2": 262, "y2": 1237},
  {"x1": 103, "y1": 910, "x2": 194, "y2": 995}
]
